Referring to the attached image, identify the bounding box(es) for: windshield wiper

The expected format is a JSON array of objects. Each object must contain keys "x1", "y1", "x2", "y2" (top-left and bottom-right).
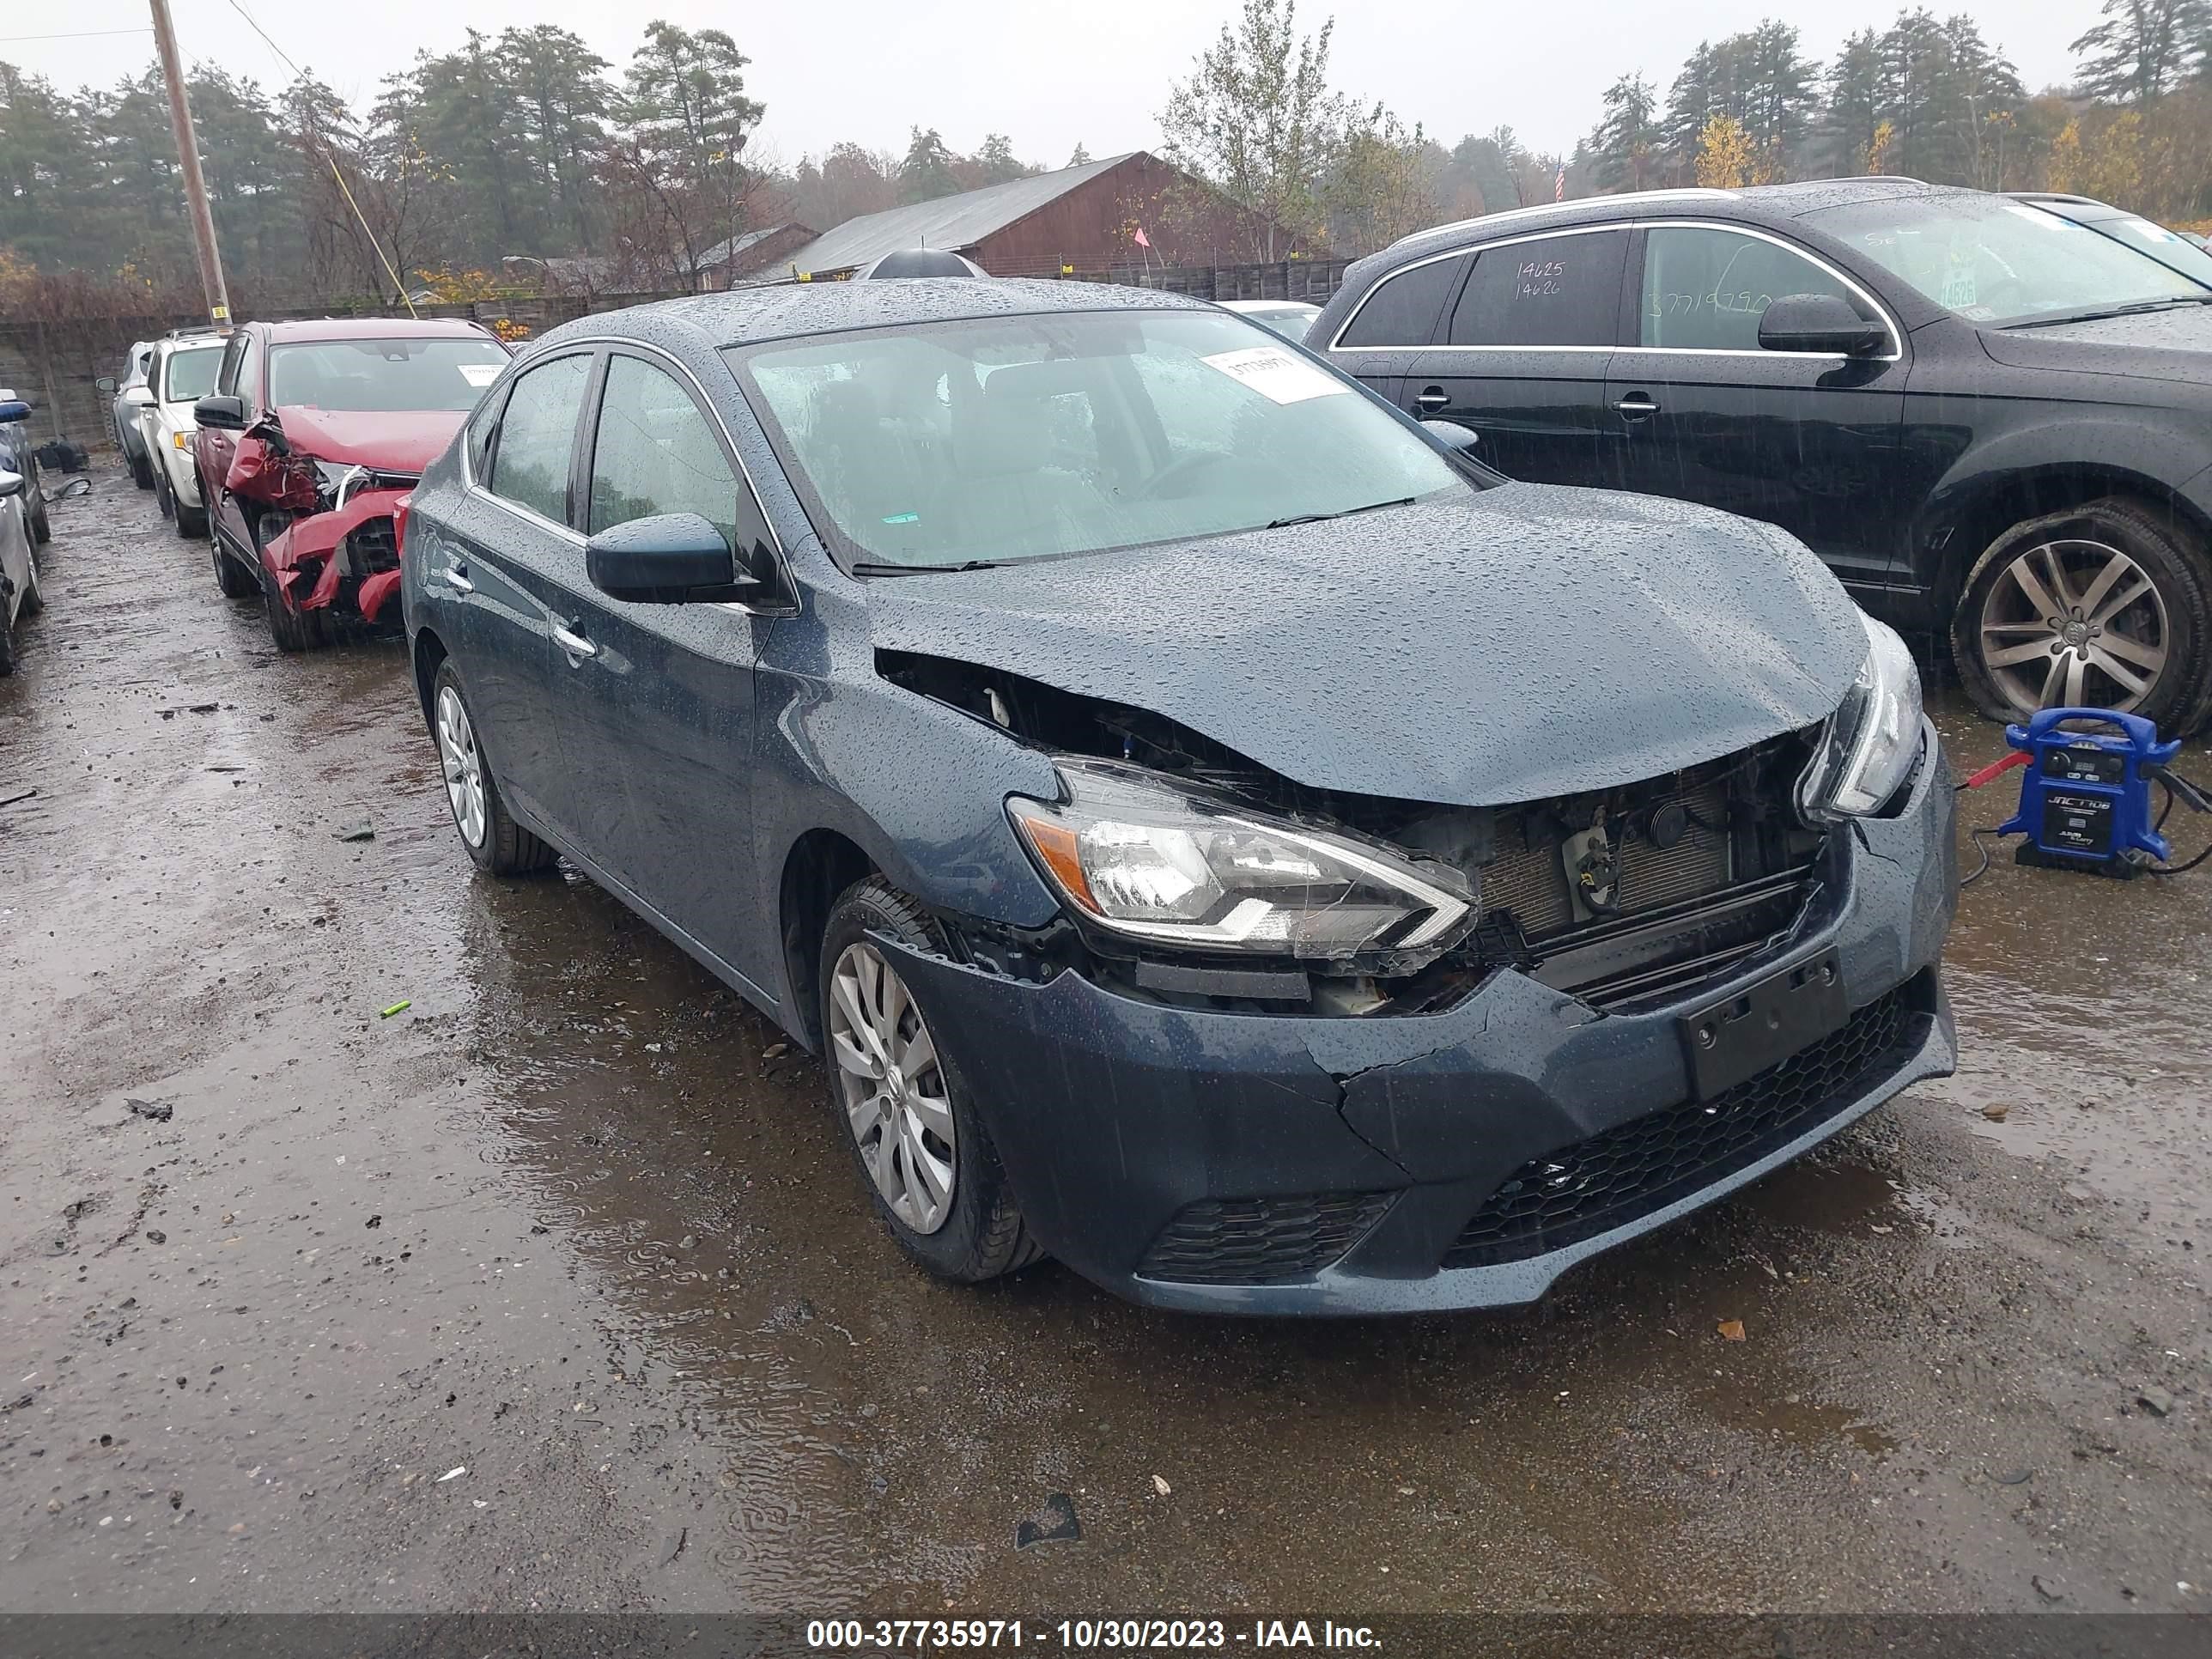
[
  {"x1": 1265, "y1": 495, "x2": 1416, "y2": 531},
  {"x1": 2006, "y1": 296, "x2": 2212, "y2": 329},
  {"x1": 849, "y1": 558, "x2": 1013, "y2": 576}
]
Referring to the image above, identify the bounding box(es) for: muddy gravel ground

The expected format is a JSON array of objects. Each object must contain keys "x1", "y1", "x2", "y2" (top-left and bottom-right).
[{"x1": 2, "y1": 464, "x2": 2209, "y2": 1618}]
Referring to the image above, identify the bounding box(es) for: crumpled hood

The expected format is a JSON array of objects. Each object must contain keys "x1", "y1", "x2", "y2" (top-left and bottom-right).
[
  {"x1": 1978, "y1": 303, "x2": 2212, "y2": 385},
  {"x1": 270, "y1": 405, "x2": 465, "y2": 474},
  {"x1": 866, "y1": 484, "x2": 1869, "y2": 807}
]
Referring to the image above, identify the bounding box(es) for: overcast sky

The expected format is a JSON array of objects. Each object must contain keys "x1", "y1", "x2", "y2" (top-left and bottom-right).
[{"x1": 9, "y1": 0, "x2": 2093, "y2": 167}]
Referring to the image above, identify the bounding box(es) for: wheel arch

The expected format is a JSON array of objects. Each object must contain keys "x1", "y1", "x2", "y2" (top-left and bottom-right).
[
  {"x1": 1929, "y1": 464, "x2": 2212, "y2": 627},
  {"x1": 778, "y1": 828, "x2": 881, "y2": 1054},
  {"x1": 410, "y1": 626, "x2": 449, "y2": 725}
]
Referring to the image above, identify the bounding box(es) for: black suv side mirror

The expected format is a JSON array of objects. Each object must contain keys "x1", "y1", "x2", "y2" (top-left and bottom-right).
[
  {"x1": 1758, "y1": 294, "x2": 1888, "y2": 357},
  {"x1": 585, "y1": 512, "x2": 778, "y2": 605},
  {"x1": 193, "y1": 394, "x2": 248, "y2": 431}
]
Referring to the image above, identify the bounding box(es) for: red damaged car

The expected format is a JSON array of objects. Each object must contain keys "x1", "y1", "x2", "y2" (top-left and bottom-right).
[{"x1": 191, "y1": 319, "x2": 509, "y2": 650}]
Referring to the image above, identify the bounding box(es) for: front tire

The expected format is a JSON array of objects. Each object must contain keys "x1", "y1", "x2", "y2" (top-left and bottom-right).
[
  {"x1": 429, "y1": 661, "x2": 557, "y2": 876},
  {"x1": 1953, "y1": 497, "x2": 2212, "y2": 733},
  {"x1": 17, "y1": 551, "x2": 41, "y2": 617},
  {"x1": 129, "y1": 445, "x2": 155, "y2": 491},
  {"x1": 817, "y1": 878, "x2": 1042, "y2": 1284},
  {"x1": 263, "y1": 573, "x2": 325, "y2": 652},
  {"x1": 212, "y1": 538, "x2": 258, "y2": 599}
]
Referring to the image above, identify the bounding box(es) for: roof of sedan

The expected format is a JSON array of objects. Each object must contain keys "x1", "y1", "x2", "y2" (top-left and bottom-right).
[
  {"x1": 563, "y1": 278, "x2": 1217, "y2": 350},
  {"x1": 252, "y1": 316, "x2": 501, "y2": 342}
]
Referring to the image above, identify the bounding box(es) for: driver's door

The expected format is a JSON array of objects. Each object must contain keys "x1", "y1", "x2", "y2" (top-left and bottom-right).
[{"x1": 1606, "y1": 224, "x2": 1914, "y2": 590}]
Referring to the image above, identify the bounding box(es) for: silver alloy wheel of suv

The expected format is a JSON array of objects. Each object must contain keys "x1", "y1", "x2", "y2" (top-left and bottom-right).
[{"x1": 1976, "y1": 535, "x2": 2170, "y2": 715}]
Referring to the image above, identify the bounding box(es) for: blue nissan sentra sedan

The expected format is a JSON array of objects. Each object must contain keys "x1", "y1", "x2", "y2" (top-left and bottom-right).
[{"x1": 400, "y1": 279, "x2": 1954, "y2": 1315}]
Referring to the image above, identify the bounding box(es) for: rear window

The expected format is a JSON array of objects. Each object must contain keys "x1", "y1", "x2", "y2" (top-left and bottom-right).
[
  {"x1": 1337, "y1": 258, "x2": 1462, "y2": 348},
  {"x1": 161, "y1": 346, "x2": 223, "y2": 404},
  {"x1": 267, "y1": 337, "x2": 509, "y2": 413}
]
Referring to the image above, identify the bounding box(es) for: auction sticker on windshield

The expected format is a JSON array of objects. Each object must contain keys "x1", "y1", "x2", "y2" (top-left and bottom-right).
[
  {"x1": 458, "y1": 363, "x2": 501, "y2": 387},
  {"x1": 1201, "y1": 345, "x2": 1348, "y2": 404}
]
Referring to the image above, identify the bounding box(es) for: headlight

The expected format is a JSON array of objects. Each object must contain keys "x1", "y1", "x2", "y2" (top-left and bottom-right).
[
  {"x1": 1007, "y1": 760, "x2": 1474, "y2": 963},
  {"x1": 171, "y1": 431, "x2": 189, "y2": 450},
  {"x1": 1798, "y1": 612, "x2": 1923, "y2": 822}
]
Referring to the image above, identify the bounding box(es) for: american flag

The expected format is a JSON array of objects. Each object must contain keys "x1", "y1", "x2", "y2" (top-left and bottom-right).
[{"x1": 1554, "y1": 164, "x2": 1566, "y2": 202}]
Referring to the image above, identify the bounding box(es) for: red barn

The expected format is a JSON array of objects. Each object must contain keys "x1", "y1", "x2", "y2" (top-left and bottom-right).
[{"x1": 768, "y1": 151, "x2": 1310, "y2": 282}]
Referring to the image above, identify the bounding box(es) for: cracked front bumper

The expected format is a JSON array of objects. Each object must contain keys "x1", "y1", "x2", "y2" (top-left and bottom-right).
[{"x1": 884, "y1": 724, "x2": 1957, "y2": 1315}]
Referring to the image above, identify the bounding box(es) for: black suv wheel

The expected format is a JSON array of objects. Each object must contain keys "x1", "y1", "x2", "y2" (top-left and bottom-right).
[{"x1": 1953, "y1": 498, "x2": 2212, "y2": 732}]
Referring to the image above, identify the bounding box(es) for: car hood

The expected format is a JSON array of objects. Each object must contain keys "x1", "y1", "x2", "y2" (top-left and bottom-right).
[
  {"x1": 864, "y1": 485, "x2": 1868, "y2": 807},
  {"x1": 1978, "y1": 303, "x2": 2212, "y2": 383},
  {"x1": 269, "y1": 405, "x2": 466, "y2": 474}
]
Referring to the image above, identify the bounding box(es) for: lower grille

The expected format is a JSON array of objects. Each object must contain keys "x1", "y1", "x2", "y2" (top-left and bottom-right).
[
  {"x1": 1138, "y1": 1192, "x2": 1395, "y2": 1285},
  {"x1": 1443, "y1": 987, "x2": 1914, "y2": 1270},
  {"x1": 344, "y1": 515, "x2": 399, "y2": 577}
]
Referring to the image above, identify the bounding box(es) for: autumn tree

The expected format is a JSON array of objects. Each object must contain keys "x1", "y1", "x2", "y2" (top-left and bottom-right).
[{"x1": 2071, "y1": 0, "x2": 2209, "y2": 103}]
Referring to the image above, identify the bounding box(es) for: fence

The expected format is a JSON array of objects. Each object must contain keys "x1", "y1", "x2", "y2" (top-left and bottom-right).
[{"x1": 2, "y1": 258, "x2": 1357, "y2": 449}]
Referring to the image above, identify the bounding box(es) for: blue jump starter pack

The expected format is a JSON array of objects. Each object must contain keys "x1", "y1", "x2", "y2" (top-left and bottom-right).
[{"x1": 1996, "y1": 707, "x2": 2179, "y2": 877}]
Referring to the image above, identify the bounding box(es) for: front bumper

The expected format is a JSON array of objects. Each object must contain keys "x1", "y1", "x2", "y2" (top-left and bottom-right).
[
  {"x1": 161, "y1": 438, "x2": 200, "y2": 507},
  {"x1": 885, "y1": 722, "x2": 1958, "y2": 1315}
]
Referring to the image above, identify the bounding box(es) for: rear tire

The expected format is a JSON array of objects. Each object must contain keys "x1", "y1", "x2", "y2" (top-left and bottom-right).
[
  {"x1": 817, "y1": 877, "x2": 1043, "y2": 1285},
  {"x1": 429, "y1": 660, "x2": 558, "y2": 875},
  {"x1": 1952, "y1": 497, "x2": 2212, "y2": 735}
]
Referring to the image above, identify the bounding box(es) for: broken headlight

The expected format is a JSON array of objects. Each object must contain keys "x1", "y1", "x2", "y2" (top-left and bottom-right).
[
  {"x1": 1797, "y1": 612, "x2": 1923, "y2": 823},
  {"x1": 1007, "y1": 759, "x2": 1474, "y2": 964}
]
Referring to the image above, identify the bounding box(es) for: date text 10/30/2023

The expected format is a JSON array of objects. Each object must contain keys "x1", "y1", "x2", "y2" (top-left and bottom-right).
[{"x1": 805, "y1": 1620, "x2": 1382, "y2": 1650}]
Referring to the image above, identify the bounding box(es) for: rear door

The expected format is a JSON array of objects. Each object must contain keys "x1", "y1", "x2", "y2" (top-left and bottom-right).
[
  {"x1": 436, "y1": 349, "x2": 597, "y2": 839},
  {"x1": 1403, "y1": 227, "x2": 1630, "y2": 485},
  {"x1": 1323, "y1": 252, "x2": 1467, "y2": 413},
  {"x1": 1605, "y1": 222, "x2": 1910, "y2": 590}
]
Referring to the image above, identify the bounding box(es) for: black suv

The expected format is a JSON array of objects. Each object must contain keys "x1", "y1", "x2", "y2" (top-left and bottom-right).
[{"x1": 1314, "y1": 179, "x2": 2212, "y2": 733}]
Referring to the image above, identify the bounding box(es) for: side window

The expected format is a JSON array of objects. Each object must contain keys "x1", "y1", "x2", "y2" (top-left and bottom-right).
[
  {"x1": 216, "y1": 336, "x2": 245, "y2": 395},
  {"x1": 586, "y1": 355, "x2": 747, "y2": 545},
  {"x1": 1337, "y1": 257, "x2": 1462, "y2": 348},
  {"x1": 487, "y1": 353, "x2": 592, "y2": 525},
  {"x1": 465, "y1": 383, "x2": 507, "y2": 482},
  {"x1": 234, "y1": 336, "x2": 261, "y2": 409},
  {"x1": 1641, "y1": 227, "x2": 1860, "y2": 350},
  {"x1": 1449, "y1": 230, "x2": 1629, "y2": 348}
]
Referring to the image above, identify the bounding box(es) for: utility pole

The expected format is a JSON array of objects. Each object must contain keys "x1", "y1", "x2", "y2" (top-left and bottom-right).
[{"x1": 148, "y1": 0, "x2": 231, "y2": 325}]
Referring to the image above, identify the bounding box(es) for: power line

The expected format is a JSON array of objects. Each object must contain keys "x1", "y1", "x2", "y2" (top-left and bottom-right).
[{"x1": 0, "y1": 27, "x2": 152, "y2": 40}]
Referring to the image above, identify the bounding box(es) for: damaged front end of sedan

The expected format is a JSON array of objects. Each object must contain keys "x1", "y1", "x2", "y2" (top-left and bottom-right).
[
  {"x1": 878, "y1": 648, "x2": 1869, "y2": 1020},
  {"x1": 226, "y1": 424, "x2": 412, "y2": 634}
]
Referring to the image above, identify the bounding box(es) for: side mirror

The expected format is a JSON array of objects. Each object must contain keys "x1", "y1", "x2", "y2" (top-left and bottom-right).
[
  {"x1": 586, "y1": 512, "x2": 773, "y2": 604},
  {"x1": 1420, "y1": 418, "x2": 1480, "y2": 453},
  {"x1": 122, "y1": 385, "x2": 156, "y2": 409},
  {"x1": 95, "y1": 376, "x2": 118, "y2": 394},
  {"x1": 192, "y1": 394, "x2": 248, "y2": 431},
  {"x1": 0, "y1": 400, "x2": 29, "y2": 426},
  {"x1": 0, "y1": 469, "x2": 23, "y2": 499},
  {"x1": 1758, "y1": 293, "x2": 1888, "y2": 357}
]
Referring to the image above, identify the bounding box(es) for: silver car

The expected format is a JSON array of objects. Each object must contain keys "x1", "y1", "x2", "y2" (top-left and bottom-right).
[{"x1": 0, "y1": 397, "x2": 45, "y2": 674}]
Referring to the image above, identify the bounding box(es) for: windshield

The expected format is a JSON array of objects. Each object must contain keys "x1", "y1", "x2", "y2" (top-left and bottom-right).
[
  {"x1": 733, "y1": 308, "x2": 1464, "y2": 569},
  {"x1": 267, "y1": 337, "x2": 508, "y2": 413},
  {"x1": 1805, "y1": 194, "x2": 2207, "y2": 325},
  {"x1": 161, "y1": 345, "x2": 223, "y2": 404},
  {"x1": 1235, "y1": 306, "x2": 1319, "y2": 342},
  {"x1": 2084, "y1": 211, "x2": 2212, "y2": 287}
]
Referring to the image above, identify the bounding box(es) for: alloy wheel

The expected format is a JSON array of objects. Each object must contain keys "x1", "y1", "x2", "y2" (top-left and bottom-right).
[
  {"x1": 1977, "y1": 537, "x2": 2169, "y2": 716},
  {"x1": 434, "y1": 684, "x2": 488, "y2": 848},
  {"x1": 827, "y1": 941, "x2": 957, "y2": 1235}
]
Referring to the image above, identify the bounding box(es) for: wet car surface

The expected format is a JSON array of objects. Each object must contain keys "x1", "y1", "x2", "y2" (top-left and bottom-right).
[{"x1": 1, "y1": 467, "x2": 2208, "y2": 1612}]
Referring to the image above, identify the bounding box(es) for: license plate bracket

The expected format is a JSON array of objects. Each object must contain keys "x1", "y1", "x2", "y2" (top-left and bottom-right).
[{"x1": 1680, "y1": 948, "x2": 1846, "y2": 1100}]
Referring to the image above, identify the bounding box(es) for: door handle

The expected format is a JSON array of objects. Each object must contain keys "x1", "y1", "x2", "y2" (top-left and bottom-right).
[
  {"x1": 443, "y1": 564, "x2": 474, "y2": 594},
  {"x1": 1414, "y1": 386, "x2": 1449, "y2": 413},
  {"x1": 550, "y1": 620, "x2": 597, "y2": 660},
  {"x1": 1614, "y1": 392, "x2": 1659, "y2": 420}
]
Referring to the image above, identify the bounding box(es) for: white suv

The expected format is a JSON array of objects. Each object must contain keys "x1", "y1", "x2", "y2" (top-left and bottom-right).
[{"x1": 136, "y1": 331, "x2": 229, "y2": 538}]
